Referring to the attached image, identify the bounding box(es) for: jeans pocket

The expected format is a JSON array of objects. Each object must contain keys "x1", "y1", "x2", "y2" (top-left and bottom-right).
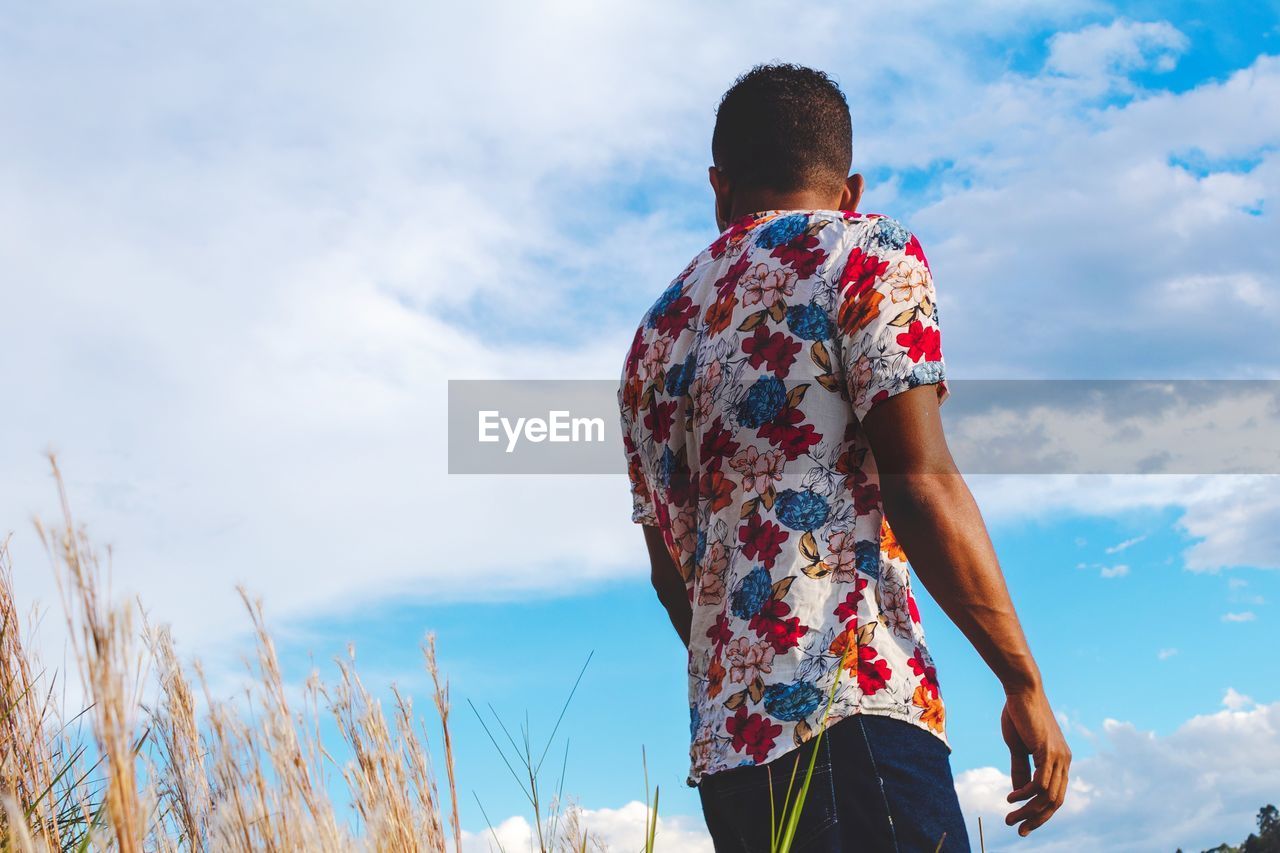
[{"x1": 706, "y1": 737, "x2": 838, "y2": 853}]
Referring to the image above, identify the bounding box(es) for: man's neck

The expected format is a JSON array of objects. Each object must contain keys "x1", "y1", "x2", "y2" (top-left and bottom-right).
[{"x1": 727, "y1": 189, "x2": 844, "y2": 221}]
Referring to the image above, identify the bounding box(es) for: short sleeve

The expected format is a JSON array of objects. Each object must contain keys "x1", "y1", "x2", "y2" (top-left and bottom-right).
[
  {"x1": 627, "y1": 450, "x2": 658, "y2": 525},
  {"x1": 620, "y1": 376, "x2": 660, "y2": 525},
  {"x1": 834, "y1": 219, "x2": 948, "y2": 422}
]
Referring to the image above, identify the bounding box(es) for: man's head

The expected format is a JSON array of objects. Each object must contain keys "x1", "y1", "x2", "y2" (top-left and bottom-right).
[{"x1": 709, "y1": 63, "x2": 861, "y2": 229}]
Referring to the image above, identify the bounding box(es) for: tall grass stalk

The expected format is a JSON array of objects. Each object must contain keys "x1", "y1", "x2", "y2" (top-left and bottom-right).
[
  {"x1": 1, "y1": 458, "x2": 493, "y2": 851},
  {"x1": 767, "y1": 639, "x2": 849, "y2": 853},
  {"x1": 467, "y1": 654, "x2": 606, "y2": 852}
]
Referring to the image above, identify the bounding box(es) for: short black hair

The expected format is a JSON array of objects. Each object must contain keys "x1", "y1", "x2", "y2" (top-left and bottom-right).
[{"x1": 711, "y1": 63, "x2": 852, "y2": 193}]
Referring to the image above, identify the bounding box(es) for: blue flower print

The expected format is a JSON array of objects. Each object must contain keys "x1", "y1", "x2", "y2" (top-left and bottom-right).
[
  {"x1": 731, "y1": 566, "x2": 773, "y2": 619},
  {"x1": 736, "y1": 376, "x2": 788, "y2": 428},
  {"x1": 756, "y1": 214, "x2": 809, "y2": 249},
  {"x1": 785, "y1": 302, "x2": 833, "y2": 341},
  {"x1": 871, "y1": 217, "x2": 910, "y2": 251},
  {"x1": 774, "y1": 489, "x2": 831, "y2": 531},
  {"x1": 908, "y1": 361, "x2": 945, "y2": 388},
  {"x1": 855, "y1": 540, "x2": 881, "y2": 579},
  {"x1": 646, "y1": 280, "x2": 685, "y2": 328},
  {"x1": 763, "y1": 681, "x2": 823, "y2": 722},
  {"x1": 665, "y1": 351, "x2": 697, "y2": 397}
]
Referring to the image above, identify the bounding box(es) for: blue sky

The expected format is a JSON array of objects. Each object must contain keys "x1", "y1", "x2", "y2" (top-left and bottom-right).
[{"x1": 2, "y1": 1, "x2": 1280, "y2": 850}]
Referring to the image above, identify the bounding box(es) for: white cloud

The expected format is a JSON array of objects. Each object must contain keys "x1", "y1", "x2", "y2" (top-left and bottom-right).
[
  {"x1": 458, "y1": 801, "x2": 713, "y2": 853},
  {"x1": 1099, "y1": 564, "x2": 1129, "y2": 578},
  {"x1": 1222, "y1": 687, "x2": 1254, "y2": 711},
  {"x1": 1222, "y1": 611, "x2": 1257, "y2": 622},
  {"x1": 1106, "y1": 535, "x2": 1146, "y2": 554},
  {"x1": 956, "y1": 701, "x2": 1280, "y2": 852},
  {"x1": 1156, "y1": 647, "x2": 1178, "y2": 660},
  {"x1": 1046, "y1": 19, "x2": 1189, "y2": 81}
]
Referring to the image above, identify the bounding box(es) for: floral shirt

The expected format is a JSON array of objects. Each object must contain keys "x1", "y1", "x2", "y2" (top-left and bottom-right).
[{"x1": 618, "y1": 208, "x2": 950, "y2": 786}]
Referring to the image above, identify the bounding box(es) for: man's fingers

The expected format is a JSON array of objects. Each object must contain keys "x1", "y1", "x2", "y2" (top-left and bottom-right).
[
  {"x1": 1018, "y1": 801, "x2": 1060, "y2": 837},
  {"x1": 1007, "y1": 759, "x2": 1047, "y2": 803},
  {"x1": 1005, "y1": 795, "x2": 1050, "y2": 827},
  {"x1": 1008, "y1": 757, "x2": 1069, "y2": 835},
  {"x1": 1007, "y1": 748, "x2": 1031, "y2": 799}
]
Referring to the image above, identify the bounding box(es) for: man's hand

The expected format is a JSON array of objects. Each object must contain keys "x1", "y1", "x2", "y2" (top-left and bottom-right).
[
  {"x1": 643, "y1": 524, "x2": 692, "y2": 647},
  {"x1": 1001, "y1": 688, "x2": 1072, "y2": 836}
]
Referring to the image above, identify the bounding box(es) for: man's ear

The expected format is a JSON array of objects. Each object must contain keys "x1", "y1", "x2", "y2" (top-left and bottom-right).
[
  {"x1": 709, "y1": 166, "x2": 731, "y2": 231},
  {"x1": 841, "y1": 173, "x2": 865, "y2": 213}
]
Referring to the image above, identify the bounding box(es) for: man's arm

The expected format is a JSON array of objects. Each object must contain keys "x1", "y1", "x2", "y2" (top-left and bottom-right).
[
  {"x1": 643, "y1": 525, "x2": 692, "y2": 648},
  {"x1": 862, "y1": 385, "x2": 1071, "y2": 838}
]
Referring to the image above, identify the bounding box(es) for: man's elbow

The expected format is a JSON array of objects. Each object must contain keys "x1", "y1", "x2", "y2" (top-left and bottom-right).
[{"x1": 880, "y1": 467, "x2": 969, "y2": 522}]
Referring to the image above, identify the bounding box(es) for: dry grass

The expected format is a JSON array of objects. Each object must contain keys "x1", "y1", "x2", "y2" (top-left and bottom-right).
[{"x1": 0, "y1": 458, "x2": 607, "y2": 852}]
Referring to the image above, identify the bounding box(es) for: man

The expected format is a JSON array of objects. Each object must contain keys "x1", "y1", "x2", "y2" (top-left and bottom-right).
[{"x1": 618, "y1": 64, "x2": 1070, "y2": 851}]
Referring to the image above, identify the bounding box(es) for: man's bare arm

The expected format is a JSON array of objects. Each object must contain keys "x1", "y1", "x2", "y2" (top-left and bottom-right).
[
  {"x1": 644, "y1": 524, "x2": 692, "y2": 648},
  {"x1": 862, "y1": 385, "x2": 1071, "y2": 837}
]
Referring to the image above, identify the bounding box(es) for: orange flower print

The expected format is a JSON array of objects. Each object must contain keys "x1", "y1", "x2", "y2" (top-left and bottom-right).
[
  {"x1": 705, "y1": 293, "x2": 736, "y2": 336},
  {"x1": 912, "y1": 683, "x2": 945, "y2": 733},
  {"x1": 699, "y1": 470, "x2": 735, "y2": 513},
  {"x1": 708, "y1": 656, "x2": 727, "y2": 700},
  {"x1": 829, "y1": 626, "x2": 859, "y2": 676},
  {"x1": 880, "y1": 519, "x2": 906, "y2": 562},
  {"x1": 837, "y1": 283, "x2": 885, "y2": 335}
]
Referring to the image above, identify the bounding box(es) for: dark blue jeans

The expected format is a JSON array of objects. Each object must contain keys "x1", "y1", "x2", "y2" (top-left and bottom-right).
[{"x1": 698, "y1": 713, "x2": 971, "y2": 852}]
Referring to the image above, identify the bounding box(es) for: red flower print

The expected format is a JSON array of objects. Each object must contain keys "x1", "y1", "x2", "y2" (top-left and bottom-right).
[
  {"x1": 726, "y1": 706, "x2": 782, "y2": 763},
  {"x1": 738, "y1": 515, "x2": 788, "y2": 568},
  {"x1": 749, "y1": 599, "x2": 806, "y2": 654},
  {"x1": 699, "y1": 469, "x2": 734, "y2": 512},
  {"x1": 714, "y1": 255, "x2": 752, "y2": 299},
  {"x1": 838, "y1": 247, "x2": 889, "y2": 301},
  {"x1": 623, "y1": 328, "x2": 648, "y2": 376},
  {"x1": 700, "y1": 418, "x2": 740, "y2": 470},
  {"x1": 665, "y1": 452, "x2": 695, "y2": 508},
  {"x1": 706, "y1": 613, "x2": 732, "y2": 649},
  {"x1": 654, "y1": 295, "x2": 698, "y2": 337},
  {"x1": 833, "y1": 582, "x2": 867, "y2": 623},
  {"x1": 851, "y1": 477, "x2": 881, "y2": 516},
  {"x1": 896, "y1": 321, "x2": 942, "y2": 362},
  {"x1": 644, "y1": 400, "x2": 677, "y2": 444},
  {"x1": 710, "y1": 218, "x2": 755, "y2": 259},
  {"x1": 908, "y1": 648, "x2": 939, "y2": 697},
  {"x1": 905, "y1": 234, "x2": 930, "y2": 272},
  {"x1": 742, "y1": 327, "x2": 802, "y2": 376},
  {"x1": 771, "y1": 235, "x2": 827, "y2": 279},
  {"x1": 857, "y1": 645, "x2": 892, "y2": 696},
  {"x1": 704, "y1": 294, "x2": 736, "y2": 336},
  {"x1": 756, "y1": 407, "x2": 821, "y2": 461}
]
